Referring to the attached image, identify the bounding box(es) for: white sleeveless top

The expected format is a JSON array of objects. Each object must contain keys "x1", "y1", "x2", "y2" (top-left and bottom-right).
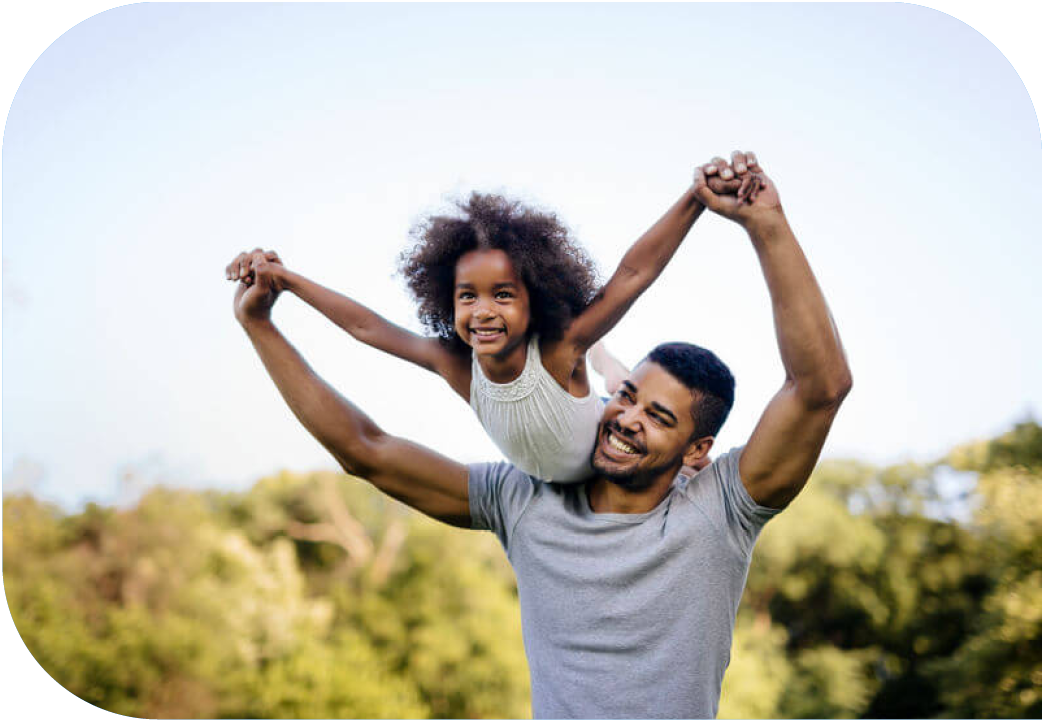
[{"x1": 470, "y1": 335, "x2": 605, "y2": 483}]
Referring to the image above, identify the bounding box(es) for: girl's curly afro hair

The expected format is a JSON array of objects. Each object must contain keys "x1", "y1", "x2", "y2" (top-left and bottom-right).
[{"x1": 399, "y1": 192, "x2": 600, "y2": 354}]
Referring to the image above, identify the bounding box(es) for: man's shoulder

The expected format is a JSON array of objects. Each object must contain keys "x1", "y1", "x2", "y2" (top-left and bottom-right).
[
  {"x1": 468, "y1": 461, "x2": 554, "y2": 540},
  {"x1": 678, "y1": 445, "x2": 782, "y2": 555},
  {"x1": 468, "y1": 460, "x2": 539, "y2": 487},
  {"x1": 678, "y1": 446, "x2": 744, "y2": 496}
]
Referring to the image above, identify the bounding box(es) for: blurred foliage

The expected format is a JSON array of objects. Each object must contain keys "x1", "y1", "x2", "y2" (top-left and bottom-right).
[
  {"x1": 4, "y1": 420, "x2": 1041, "y2": 718},
  {"x1": 5, "y1": 472, "x2": 526, "y2": 718}
]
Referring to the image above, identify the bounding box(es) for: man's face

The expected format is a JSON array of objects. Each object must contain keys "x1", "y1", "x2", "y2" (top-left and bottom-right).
[{"x1": 591, "y1": 361, "x2": 701, "y2": 491}]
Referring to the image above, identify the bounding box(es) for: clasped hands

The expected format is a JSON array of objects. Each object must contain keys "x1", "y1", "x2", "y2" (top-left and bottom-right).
[{"x1": 695, "y1": 149, "x2": 782, "y2": 229}]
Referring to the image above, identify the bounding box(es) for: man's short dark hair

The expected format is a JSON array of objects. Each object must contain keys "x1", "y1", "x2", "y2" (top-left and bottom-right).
[{"x1": 644, "y1": 342, "x2": 735, "y2": 438}]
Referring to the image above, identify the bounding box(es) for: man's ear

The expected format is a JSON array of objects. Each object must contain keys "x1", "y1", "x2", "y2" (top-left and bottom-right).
[{"x1": 683, "y1": 436, "x2": 714, "y2": 470}]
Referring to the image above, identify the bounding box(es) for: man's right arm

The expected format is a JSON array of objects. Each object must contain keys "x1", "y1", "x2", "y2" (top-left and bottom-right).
[{"x1": 232, "y1": 253, "x2": 472, "y2": 527}]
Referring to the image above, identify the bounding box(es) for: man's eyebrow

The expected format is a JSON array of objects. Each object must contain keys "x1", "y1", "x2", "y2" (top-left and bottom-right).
[
  {"x1": 621, "y1": 380, "x2": 637, "y2": 393},
  {"x1": 650, "y1": 401, "x2": 678, "y2": 425}
]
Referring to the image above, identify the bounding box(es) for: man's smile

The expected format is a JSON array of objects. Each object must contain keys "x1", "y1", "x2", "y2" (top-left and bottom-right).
[
  {"x1": 608, "y1": 434, "x2": 639, "y2": 454},
  {"x1": 600, "y1": 424, "x2": 645, "y2": 459}
]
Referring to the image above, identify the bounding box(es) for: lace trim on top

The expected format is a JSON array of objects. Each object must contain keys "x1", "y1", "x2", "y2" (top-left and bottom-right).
[{"x1": 471, "y1": 335, "x2": 542, "y2": 402}]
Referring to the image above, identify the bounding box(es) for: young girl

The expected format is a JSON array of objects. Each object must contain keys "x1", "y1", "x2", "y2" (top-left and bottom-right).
[{"x1": 228, "y1": 162, "x2": 757, "y2": 482}]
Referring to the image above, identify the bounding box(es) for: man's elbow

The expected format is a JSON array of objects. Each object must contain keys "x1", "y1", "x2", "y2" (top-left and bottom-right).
[
  {"x1": 796, "y1": 366, "x2": 853, "y2": 410},
  {"x1": 825, "y1": 370, "x2": 853, "y2": 407},
  {"x1": 322, "y1": 425, "x2": 384, "y2": 479}
]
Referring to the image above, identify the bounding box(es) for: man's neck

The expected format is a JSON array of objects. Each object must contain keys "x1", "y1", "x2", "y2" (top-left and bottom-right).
[{"x1": 586, "y1": 470, "x2": 679, "y2": 515}]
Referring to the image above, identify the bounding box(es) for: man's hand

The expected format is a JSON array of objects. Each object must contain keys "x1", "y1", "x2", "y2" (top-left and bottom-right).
[
  {"x1": 226, "y1": 248, "x2": 285, "y2": 286},
  {"x1": 227, "y1": 248, "x2": 286, "y2": 326},
  {"x1": 702, "y1": 161, "x2": 759, "y2": 200},
  {"x1": 694, "y1": 150, "x2": 782, "y2": 231}
]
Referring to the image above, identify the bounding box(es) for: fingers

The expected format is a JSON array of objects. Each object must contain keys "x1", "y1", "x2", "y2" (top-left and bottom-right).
[
  {"x1": 736, "y1": 173, "x2": 754, "y2": 203},
  {"x1": 225, "y1": 253, "x2": 245, "y2": 281},
  {"x1": 225, "y1": 252, "x2": 253, "y2": 282},
  {"x1": 711, "y1": 156, "x2": 734, "y2": 181},
  {"x1": 693, "y1": 167, "x2": 727, "y2": 212},
  {"x1": 745, "y1": 150, "x2": 761, "y2": 172},
  {"x1": 748, "y1": 174, "x2": 763, "y2": 204},
  {"x1": 243, "y1": 248, "x2": 262, "y2": 282},
  {"x1": 730, "y1": 150, "x2": 749, "y2": 176},
  {"x1": 697, "y1": 150, "x2": 766, "y2": 212},
  {"x1": 732, "y1": 150, "x2": 763, "y2": 204},
  {"x1": 701, "y1": 157, "x2": 735, "y2": 181},
  {"x1": 706, "y1": 175, "x2": 744, "y2": 195},
  {"x1": 226, "y1": 248, "x2": 281, "y2": 283},
  {"x1": 239, "y1": 248, "x2": 260, "y2": 284}
]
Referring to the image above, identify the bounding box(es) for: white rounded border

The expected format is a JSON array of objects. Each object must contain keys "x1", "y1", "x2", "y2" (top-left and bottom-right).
[{"x1": 1, "y1": 2, "x2": 1038, "y2": 719}]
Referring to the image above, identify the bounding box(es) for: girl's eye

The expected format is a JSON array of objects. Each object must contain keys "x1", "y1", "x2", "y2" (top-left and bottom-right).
[
  {"x1": 495, "y1": 291, "x2": 514, "y2": 300},
  {"x1": 458, "y1": 292, "x2": 475, "y2": 301}
]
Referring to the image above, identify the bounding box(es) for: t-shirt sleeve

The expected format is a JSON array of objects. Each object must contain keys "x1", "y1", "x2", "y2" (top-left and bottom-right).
[
  {"x1": 468, "y1": 462, "x2": 537, "y2": 551},
  {"x1": 688, "y1": 445, "x2": 782, "y2": 556}
]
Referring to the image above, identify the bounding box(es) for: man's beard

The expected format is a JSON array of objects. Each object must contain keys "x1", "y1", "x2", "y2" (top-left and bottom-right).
[{"x1": 590, "y1": 445, "x2": 676, "y2": 493}]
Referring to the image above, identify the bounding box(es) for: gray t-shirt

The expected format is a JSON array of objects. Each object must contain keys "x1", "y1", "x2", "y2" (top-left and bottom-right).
[{"x1": 469, "y1": 446, "x2": 780, "y2": 719}]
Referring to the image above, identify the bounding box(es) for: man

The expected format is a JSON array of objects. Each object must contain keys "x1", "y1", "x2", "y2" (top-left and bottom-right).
[{"x1": 228, "y1": 151, "x2": 851, "y2": 718}]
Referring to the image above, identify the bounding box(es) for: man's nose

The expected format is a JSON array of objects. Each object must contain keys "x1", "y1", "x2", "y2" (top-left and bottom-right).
[{"x1": 616, "y1": 405, "x2": 642, "y2": 433}]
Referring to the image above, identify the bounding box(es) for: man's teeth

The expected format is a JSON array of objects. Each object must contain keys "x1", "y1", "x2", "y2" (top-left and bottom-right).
[{"x1": 608, "y1": 434, "x2": 638, "y2": 455}]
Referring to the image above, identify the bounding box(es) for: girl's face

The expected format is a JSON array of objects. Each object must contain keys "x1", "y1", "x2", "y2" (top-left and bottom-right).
[{"x1": 453, "y1": 249, "x2": 531, "y2": 358}]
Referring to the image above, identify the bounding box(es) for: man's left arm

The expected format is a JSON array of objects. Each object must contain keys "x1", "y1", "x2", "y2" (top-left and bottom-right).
[{"x1": 694, "y1": 153, "x2": 852, "y2": 509}]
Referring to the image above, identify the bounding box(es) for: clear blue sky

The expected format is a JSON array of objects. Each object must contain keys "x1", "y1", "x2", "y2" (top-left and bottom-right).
[{"x1": 4, "y1": 2, "x2": 1041, "y2": 510}]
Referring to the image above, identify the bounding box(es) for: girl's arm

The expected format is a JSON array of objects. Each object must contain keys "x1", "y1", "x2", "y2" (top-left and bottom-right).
[
  {"x1": 558, "y1": 167, "x2": 751, "y2": 356},
  {"x1": 245, "y1": 258, "x2": 471, "y2": 398},
  {"x1": 589, "y1": 341, "x2": 630, "y2": 395}
]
